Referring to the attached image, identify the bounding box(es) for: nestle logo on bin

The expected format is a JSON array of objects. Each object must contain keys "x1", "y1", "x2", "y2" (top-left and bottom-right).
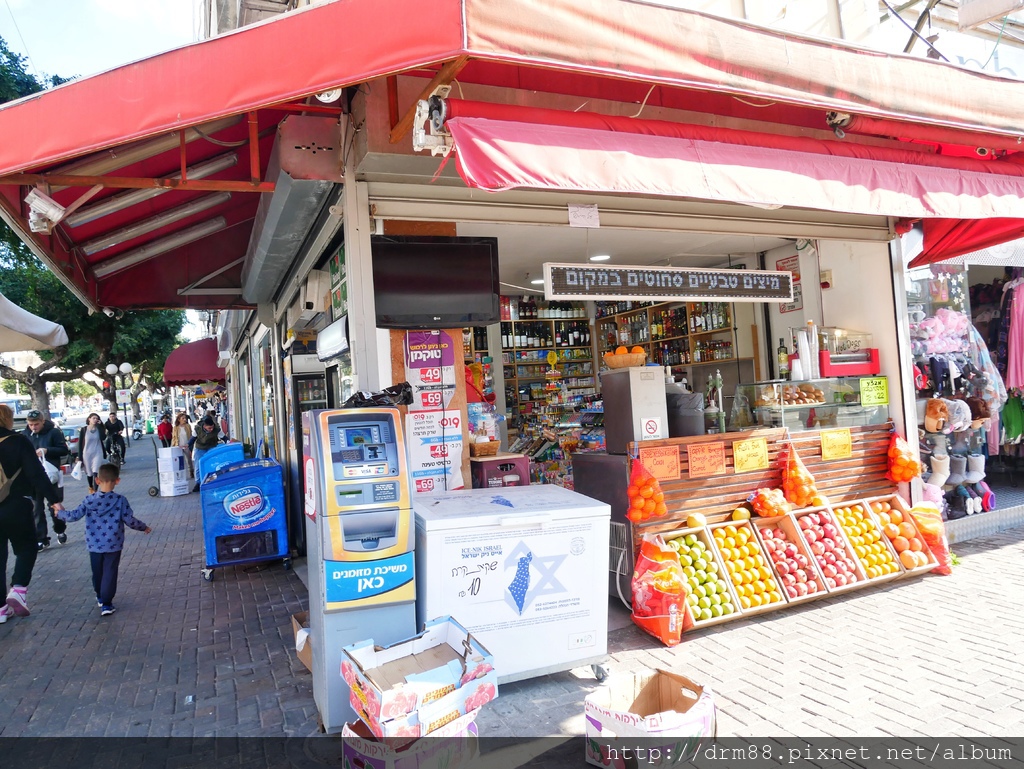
[{"x1": 223, "y1": 486, "x2": 266, "y2": 522}]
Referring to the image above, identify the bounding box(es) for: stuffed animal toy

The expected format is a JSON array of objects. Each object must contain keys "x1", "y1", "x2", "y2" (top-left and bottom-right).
[
  {"x1": 943, "y1": 398, "x2": 972, "y2": 433},
  {"x1": 965, "y1": 396, "x2": 991, "y2": 429},
  {"x1": 923, "y1": 398, "x2": 948, "y2": 434}
]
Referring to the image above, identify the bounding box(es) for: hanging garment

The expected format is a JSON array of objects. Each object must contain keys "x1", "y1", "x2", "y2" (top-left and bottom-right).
[
  {"x1": 1004, "y1": 287, "x2": 1024, "y2": 389},
  {"x1": 968, "y1": 323, "x2": 1008, "y2": 414},
  {"x1": 1001, "y1": 396, "x2": 1024, "y2": 443}
]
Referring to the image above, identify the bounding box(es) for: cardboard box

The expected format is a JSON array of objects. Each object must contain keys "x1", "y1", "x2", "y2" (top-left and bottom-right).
[
  {"x1": 291, "y1": 612, "x2": 312, "y2": 672},
  {"x1": 342, "y1": 711, "x2": 479, "y2": 769},
  {"x1": 158, "y1": 469, "x2": 188, "y2": 485},
  {"x1": 341, "y1": 616, "x2": 498, "y2": 739},
  {"x1": 158, "y1": 454, "x2": 186, "y2": 474},
  {"x1": 584, "y1": 669, "x2": 716, "y2": 767},
  {"x1": 160, "y1": 478, "x2": 191, "y2": 497}
]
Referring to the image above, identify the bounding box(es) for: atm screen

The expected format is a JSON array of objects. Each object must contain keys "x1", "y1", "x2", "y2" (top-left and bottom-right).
[
  {"x1": 341, "y1": 426, "x2": 380, "y2": 447},
  {"x1": 330, "y1": 422, "x2": 395, "y2": 479}
]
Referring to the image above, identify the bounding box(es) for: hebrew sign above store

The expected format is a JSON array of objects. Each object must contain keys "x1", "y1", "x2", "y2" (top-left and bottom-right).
[{"x1": 543, "y1": 263, "x2": 794, "y2": 302}]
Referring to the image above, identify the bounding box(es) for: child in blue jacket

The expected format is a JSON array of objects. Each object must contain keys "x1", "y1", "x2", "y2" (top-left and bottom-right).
[{"x1": 55, "y1": 462, "x2": 151, "y2": 616}]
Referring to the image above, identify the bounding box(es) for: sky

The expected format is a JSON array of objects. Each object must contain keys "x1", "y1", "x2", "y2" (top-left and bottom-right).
[{"x1": 0, "y1": 0, "x2": 196, "y2": 82}]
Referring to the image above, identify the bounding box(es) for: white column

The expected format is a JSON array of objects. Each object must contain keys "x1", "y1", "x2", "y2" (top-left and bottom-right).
[{"x1": 342, "y1": 174, "x2": 383, "y2": 391}]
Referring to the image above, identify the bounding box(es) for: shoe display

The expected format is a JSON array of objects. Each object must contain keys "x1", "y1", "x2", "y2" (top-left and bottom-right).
[
  {"x1": 946, "y1": 455, "x2": 967, "y2": 487},
  {"x1": 964, "y1": 486, "x2": 982, "y2": 515},
  {"x1": 6, "y1": 588, "x2": 29, "y2": 617},
  {"x1": 976, "y1": 481, "x2": 996, "y2": 512},
  {"x1": 100, "y1": 605, "x2": 116, "y2": 616},
  {"x1": 57, "y1": 532, "x2": 68, "y2": 545}
]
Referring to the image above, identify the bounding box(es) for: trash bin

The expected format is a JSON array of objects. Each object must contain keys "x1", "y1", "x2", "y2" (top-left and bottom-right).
[
  {"x1": 199, "y1": 459, "x2": 289, "y2": 580},
  {"x1": 145, "y1": 418, "x2": 154, "y2": 434},
  {"x1": 666, "y1": 388, "x2": 705, "y2": 438},
  {"x1": 196, "y1": 442, "x2": 245, "y2": 484}
]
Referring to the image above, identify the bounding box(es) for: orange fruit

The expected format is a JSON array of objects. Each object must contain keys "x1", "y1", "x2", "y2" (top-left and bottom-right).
[
  {"x1": 892, "y1": 536, "x2": 910, "y2": 553},
  {"x1": 897, "y1": 522, "x2": 917, "y2": 540},
  {"x1": 899, "y1": 550, "x2": 918, "y2": 569},
  {"x1": 908, "y1": 537, "x2": 923, "y2": 552},
  {"x1": 630, "y1": 495, "x2": 645, "y2": 510},
  {"x1": 877, "y1": 511, "x2": 891, "y2": 526},
  {"x1": 640, "y1": 485, "x2": 655, "y2": 499},
  {"x1": 615, "y1": 346, "x2": 628, "y2": 355},
  {"x1": 643, "y1": 499, "x2": 656, "y2": 515},
  {"x1": 889, "y1": 509, "x2": 904, "y2": 525},
  {"x1": 630, "y1": 346, "x2": 645, "y2": 354},
  {"x1": 882, "y1": 523, "x2": 900, "y2": 539},
  {"x1": 655, "y1": 502, "x2": 667, "y2": 517},
  {"x1": 627, "y1": 483, "x2": 640, "y2": 498}
]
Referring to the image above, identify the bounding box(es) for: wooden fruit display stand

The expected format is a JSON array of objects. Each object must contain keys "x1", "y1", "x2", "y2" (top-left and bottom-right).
[{"x1": 627, "y1": 421, "x2": 938, "y2": 633}]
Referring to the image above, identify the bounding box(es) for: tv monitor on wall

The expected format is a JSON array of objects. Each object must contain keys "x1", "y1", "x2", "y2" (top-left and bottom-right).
[{"x1": 371, "y1": 236, "x2": 501, "y2": 329}]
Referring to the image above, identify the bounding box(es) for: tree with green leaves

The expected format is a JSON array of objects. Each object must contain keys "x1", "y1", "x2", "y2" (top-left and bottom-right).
[{"x1": 0, "y1": 35, "x2": 184, "y2": 418}]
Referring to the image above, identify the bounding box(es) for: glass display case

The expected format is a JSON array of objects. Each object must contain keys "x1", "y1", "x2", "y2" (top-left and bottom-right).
[{"x1": 733, "y1": 377, "x2": 889, "y2": 432}]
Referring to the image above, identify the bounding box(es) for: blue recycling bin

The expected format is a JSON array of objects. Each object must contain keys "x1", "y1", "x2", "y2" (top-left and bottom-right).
[
  {"x1": 199, "y1": 459, "x2": 289, "y2": 580},
  {"x1": 196, "y1": 442, "x2": 245, "y2": 484}
]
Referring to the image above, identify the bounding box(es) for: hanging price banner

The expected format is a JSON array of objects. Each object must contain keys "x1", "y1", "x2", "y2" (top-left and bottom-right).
[
  {"x1": 639, "y1": 446, "x2": 680, "y2": 482},
  {"x1": 859, "y1": 376, "x2": 889, "y2": 406},
  {"x1": 820, "y1": 428, "x2": 853, "y2": 460},
  {"x1": 732, "y1": 437, "x2": 769, "y2": 473},
  {"x1": 686, "y1": 442, "x2": 727, "y2": 479}
]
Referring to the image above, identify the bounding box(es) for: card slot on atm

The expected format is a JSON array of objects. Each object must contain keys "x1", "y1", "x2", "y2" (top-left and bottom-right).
[{"x1": 323, "y1": 508, "x2": 403, "y2": 553}]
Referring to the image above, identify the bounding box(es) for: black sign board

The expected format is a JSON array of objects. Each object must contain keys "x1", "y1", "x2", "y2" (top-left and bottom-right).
[{"x1": 543, "y1": 263, "x2": 794, "y2": 303}]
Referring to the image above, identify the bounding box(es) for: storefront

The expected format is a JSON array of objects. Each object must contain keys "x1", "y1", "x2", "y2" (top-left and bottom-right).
[{"x1": 3, "y1": 0, "x2": 1024, "y2": 723}]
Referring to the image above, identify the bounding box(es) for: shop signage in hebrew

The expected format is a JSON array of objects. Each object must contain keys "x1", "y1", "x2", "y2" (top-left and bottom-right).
[
  {"x1": 687, "y1": 442, "x2": 727, "y2": 479},
  {"x1": 859, "y1": 377, "x2": 889, "y2": 406},
  {"x1": 639, "y1": 446, "x2": 680, "y2": 482},
  {"x1": 732, "y1": 437, "x2": 769, "y2": 473},
  {"x1": 543, "y1": 263, "x2": 794, "y2": 302},
  {"x1": 820, "y1": 428, "x2": 853, "y2": 460}
]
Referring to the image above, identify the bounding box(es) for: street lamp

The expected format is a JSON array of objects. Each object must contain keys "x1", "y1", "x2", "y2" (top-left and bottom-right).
[{"x1": 106, "y1": 362, "x2": 134, "y2": 413}]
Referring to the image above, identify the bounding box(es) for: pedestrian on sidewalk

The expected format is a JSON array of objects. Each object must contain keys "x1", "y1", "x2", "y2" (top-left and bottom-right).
[
  {"x1": 156, "y1": 414, "x2": 173, "y2": 448},
  {"x1": 0, "y1": 405, "x2": 65, "y2": 624},
  {"x1": 22, "y1": 409, "x2": 68, "y2": 550},
  {"x1": 191, "y1": 416, "x2": 221, "y2": 492},
  {"x1": 170, "y1": 412, "x2": 194, "y2": 477},
  {"x1": 78, "y1": 412, "x2": 107, "y2": 492},
  {"x1": 54, "y1": 463, "x2": 151, "y2": 617}
]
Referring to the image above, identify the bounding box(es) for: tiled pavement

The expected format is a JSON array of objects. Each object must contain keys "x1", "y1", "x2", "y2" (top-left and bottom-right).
[{"x1": 2, "y1": 437, "x2": 1022, "y2": 738}]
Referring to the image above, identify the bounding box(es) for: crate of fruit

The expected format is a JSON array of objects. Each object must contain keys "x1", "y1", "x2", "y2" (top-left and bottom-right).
[
  {"x1": 864, "y1": 495, "x2": 938, "y2": 578},
  {"x1": 831, "y1": 501, "x2": 904, "y2": 584},
  {"x1": 791, "y1": 508, "x2": 868, "y2": 594},
  {"x1": 664, "y1": 527, "x2": 741, "y2": 631},
  {"x1": 707, "y1": 521, "x2": 786, "y2": 615},
  {"x1": 750, "y1": 514, "x2": 826, "y2": 605}
]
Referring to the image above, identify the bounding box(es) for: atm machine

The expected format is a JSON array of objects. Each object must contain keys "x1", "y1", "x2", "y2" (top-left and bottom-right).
[{"x1": 302, "y1": 407, "x2": 417, "y2": 733}]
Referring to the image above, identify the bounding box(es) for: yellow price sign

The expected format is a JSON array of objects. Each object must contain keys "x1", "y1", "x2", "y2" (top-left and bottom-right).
[
  {"x1": 820, "y1": 428, "x2": 853, "y2": 460},
  {"x1": 732, "y1": 437, "x2": 769, "y2": 473},
  {"x1": 859, "y1": 376, "x2": 889, "y2": 406}
]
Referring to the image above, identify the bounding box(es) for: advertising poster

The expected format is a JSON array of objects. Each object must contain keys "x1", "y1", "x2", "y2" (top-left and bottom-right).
[
  {"x1": 405, "y1": 330, "x2": 458, "y2": 412},
  {"x1": 776, "y1": 253, "x2": 804, "y2": 314},
  {"x1": 406, "y1": 409, "x2": 465, "y2": 494}
]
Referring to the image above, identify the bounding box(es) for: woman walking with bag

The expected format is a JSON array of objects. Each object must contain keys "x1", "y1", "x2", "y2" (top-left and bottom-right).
[
  {"x1": 170, "y1": 412, "x2": 194, "y2": 478},
  {"x1": 78, "y1": 413, "x2": 107, "y2": 493}
]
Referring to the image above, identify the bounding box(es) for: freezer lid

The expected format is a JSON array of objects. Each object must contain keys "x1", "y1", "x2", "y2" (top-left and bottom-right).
[{"x1": 413, "y1": 484, "x2": 610, "y2": 531}]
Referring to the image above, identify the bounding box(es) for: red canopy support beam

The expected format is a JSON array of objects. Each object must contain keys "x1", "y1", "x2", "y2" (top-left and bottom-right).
[
  {"x1": 0, "y1": 174, "x2": 274, "y2": 192},
  {"x1": 179, "y1": 130, "x2": 188, "y2": 181},
  {"x1": 248, "y1": 112, "x2": 261, "y2": 185}
]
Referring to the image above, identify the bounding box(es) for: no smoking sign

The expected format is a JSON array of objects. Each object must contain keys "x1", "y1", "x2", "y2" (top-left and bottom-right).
[{"x1": 640, "y1": 417, "x2": 664, "y2": 440}]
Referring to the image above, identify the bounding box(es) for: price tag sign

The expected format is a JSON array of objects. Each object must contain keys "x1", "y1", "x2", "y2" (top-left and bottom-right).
[
  {"x1": 639, "y1": 446, "x2": 680, "y2": 482},
  {"x1": 859, "y1": 376, "x2": 889, "y2": 406},
  {"x1": 820, "y1": 428, "x2": 853, "y2": 460},
  {"x1": 686, "y1": 442, "x2": 727, "y2": 479},
  {"x1": 116, "y1": 388, "x2": 131, "y2": 404},
  {"x1": 732, "y1": 437, "x2": 769, "y2": 473}
]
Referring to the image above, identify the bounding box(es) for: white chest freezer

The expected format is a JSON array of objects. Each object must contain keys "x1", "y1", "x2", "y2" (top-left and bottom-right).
[{"x1": 413, "y1": 485, "x2": 610, "y2": 684}]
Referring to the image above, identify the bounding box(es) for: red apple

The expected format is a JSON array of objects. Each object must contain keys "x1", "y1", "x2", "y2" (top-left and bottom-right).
[
  {"x1": 796, "y1": 554, "x2": 810, "y2": 569},
  {"x1": 808, "y1": 513, "x2": 820, "y2": 526},
  {"x1": 810, "y1": 541, "x2": 826, "y2": 556},
  {"x1": 775, "y1": 530, "x2": 787, "y2": 542},
  {"x1": 822, "y1": 537, "x2": 835, "y2": 552},
  {"x1": 799, "y1": 517, "x2": 813, "y2": 530},
  {"x1": 804, "y1": 529, "x2": 818, "y2": 544},
  {"x1": 794, "y1": 569, "x2": 808, "y2": 583},
  {"x1": 795, "y1": 582, "x2": 809, "y2": 596},
  {"x1": 834, "y1": 573, "x2": 848, "y2": 587},
  {"x1": 825, "y1": 577, "x2": 836, "y2": 589},
  {"x1": 834, "y1": 548, "x2": 847, "y2": 560},
  {"x1": 824, "y1": 552, "x2": 837, "y2": 565},
  {"x1": 823, "y1": 523, "x2": 838, "y2": 539},
  {"x1": 822, "y1": 564, "x2": 837, "y2": 579},
  {"x1": 785, "y1": 544, "x2": 798, "y2": 559},
  {"x1": 775, "y1": 560, "x2": 790, "y2": 575},
  {"x1": 783, "y1": 573, "x2": 797, "y2": 586},
  {"x1": 807, "y1": 580, "x2": 819, "y2": 593},
  {"x1": 785, "y1": 585, "x2": 798, "y2": 599}
]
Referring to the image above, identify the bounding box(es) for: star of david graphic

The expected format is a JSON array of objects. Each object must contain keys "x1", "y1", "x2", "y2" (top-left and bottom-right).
[{"x1": 503, "y1": 540, "x2": 567, "y2": 615}]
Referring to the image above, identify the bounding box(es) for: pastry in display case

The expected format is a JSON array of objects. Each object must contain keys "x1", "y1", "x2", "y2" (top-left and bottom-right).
[{"x1": 734, "y1": 377, "x2": 889, "y2": 431}]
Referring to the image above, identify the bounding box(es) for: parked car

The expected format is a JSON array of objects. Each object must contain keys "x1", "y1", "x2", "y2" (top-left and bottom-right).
[
  {"x1": 61, "y1": 426, "x2": 80, "y2": 462},
  {"x1": 49, "y1": 410, "x2": 66, "y2": 425}
]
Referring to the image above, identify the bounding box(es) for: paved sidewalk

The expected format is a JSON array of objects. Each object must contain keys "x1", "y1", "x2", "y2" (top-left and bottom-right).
[{"x1": 2, "y1": 438, "x2": 1022, "y2": 738}]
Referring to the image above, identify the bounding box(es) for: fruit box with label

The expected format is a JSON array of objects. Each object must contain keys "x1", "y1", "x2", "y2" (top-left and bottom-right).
[
  {"x1": 584, "y1": 669, "x2": 716, "y2": 767},
  {"x1": 342, "y1": 711, "x2": 480, "y2": 769},
  {"x1": 662, "y1": 527, "x2": 742, "y2": 631},
  {"x1": 340, "y1": 616, "x2": 498, "y2": 739}
]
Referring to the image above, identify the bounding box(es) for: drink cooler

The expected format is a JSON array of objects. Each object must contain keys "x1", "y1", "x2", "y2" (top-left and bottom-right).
[{"x1": 199, "y1": 459, "x2": 290, "y2": 581}]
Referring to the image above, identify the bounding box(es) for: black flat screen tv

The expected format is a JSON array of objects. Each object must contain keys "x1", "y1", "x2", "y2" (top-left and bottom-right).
[{"x1": 371, "y1": 236, "x2": 500, "y2": 329}]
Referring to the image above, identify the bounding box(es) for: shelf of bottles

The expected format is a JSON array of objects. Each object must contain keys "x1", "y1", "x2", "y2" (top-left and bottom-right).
[
  {"x1": 596, "y1": 300, "x2": 736, "y2": 368},
  {"x1": 462, "y1": 326, "x2": 490, "y2": 363}
]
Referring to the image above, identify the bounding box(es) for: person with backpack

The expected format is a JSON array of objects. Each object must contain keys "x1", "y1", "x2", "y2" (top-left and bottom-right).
[
  {"x1": 22, "y1": 409, "x2": 69, "y2": 550},
  {"x1": 0, "y1": 405, "x2": 65, "y2": 624}
]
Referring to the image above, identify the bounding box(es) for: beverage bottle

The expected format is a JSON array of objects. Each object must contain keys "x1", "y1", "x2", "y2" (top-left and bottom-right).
[{"x1": 777, "y1": 337, "x2": 790, "y2": 380}]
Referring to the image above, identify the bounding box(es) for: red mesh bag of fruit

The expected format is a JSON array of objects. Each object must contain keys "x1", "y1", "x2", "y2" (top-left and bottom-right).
[
  {"x1": 906, "y1": 503, "x2": 952, "y2": 575},
  {"x1": 625, "y1": 458, "x2": 668, "y2": 523},
  {"x1": 749, "y1": 487, "x2": 791, "y2": 517},
  {"x1": 779, "y1": 443, "x2": 818, "y2": 508},
  {"x1": 885, "y1": 432, "x2": 922, "y2": 483},
  {"x1": 630, "y1": 534, "x2": 690, "y2": 645}
]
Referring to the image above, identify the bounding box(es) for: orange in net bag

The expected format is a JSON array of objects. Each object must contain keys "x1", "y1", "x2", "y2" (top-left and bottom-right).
[
  {"x1": 630, "y1": 534, "x2": 689, "y2": 645},
  {"x1": 886, "y1": 432, "x2": 922, "y2": 483},
  {"x1": 749, "y1": 487, "x2": 791, "y2": 518},
  {"x1": 906, "y1": 503, "x2": 952, "y2": 575},
  {"x1": 779, "y1": 443, "x2": 818, "y2": 508},
  {"x1": 625, "y1": 457, "x2": 668, "y2": 523}
]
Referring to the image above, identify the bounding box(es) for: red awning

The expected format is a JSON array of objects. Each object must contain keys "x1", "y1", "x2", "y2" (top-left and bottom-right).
[
  {"x1": 163, "y1": 338, "x2": 225, "y2": 386},
  {"x1": 442, "y1": 103, "x2": 1024, "y2": 220},
  {"x1": 907, "y1": 219, "x2": 1024, "y2": 267}
]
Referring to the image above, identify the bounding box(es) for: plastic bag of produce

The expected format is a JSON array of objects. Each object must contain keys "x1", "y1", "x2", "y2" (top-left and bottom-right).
[
  {"x1": 631, "y1": 534, "x2": 688, "y2": 646},
  {"x1": 885, "y1": 431, "x2": 922, "y2": 483},
  {"x1": 906, "y1": 503, "x2": 953, "y2": 575},
  {"x1": 626, "y1": 458, "x2": 668, "y2": 523},
  {"x1": 749, "y1": 487, "x2": 791, "y2": 517},
  {"x1": 779, "y1": 443, "x2": 818, "y2": 508}
]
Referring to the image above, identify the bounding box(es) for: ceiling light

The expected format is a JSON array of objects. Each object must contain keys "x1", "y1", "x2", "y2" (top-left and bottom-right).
[
  {"x1": 315, "y1": 89, "x2": 343, "y2": 104},
  {"x1": 80, "y1": 192, "x2": 232, "y2": 256},
  {"x1": 589, "y1": 254, "x2": 611, "y2": 261},
  {"x1": 531, "y1": 278, "x2": 545, "y2": 285},
  {"x1": 65, "y1": 152, "x2": 239, "y2": 228},
  {"x1": 92, "y1": 217, "x2": 227, "y2": 279}
]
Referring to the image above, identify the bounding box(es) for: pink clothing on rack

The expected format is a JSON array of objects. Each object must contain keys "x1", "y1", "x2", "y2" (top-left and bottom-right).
[
  {"x1": 1005, "y1": 289, "x2": 1024, "y2": 389},
  {"x1": 988, "y1": 417, "x2": 1001, "y2": 456}
]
